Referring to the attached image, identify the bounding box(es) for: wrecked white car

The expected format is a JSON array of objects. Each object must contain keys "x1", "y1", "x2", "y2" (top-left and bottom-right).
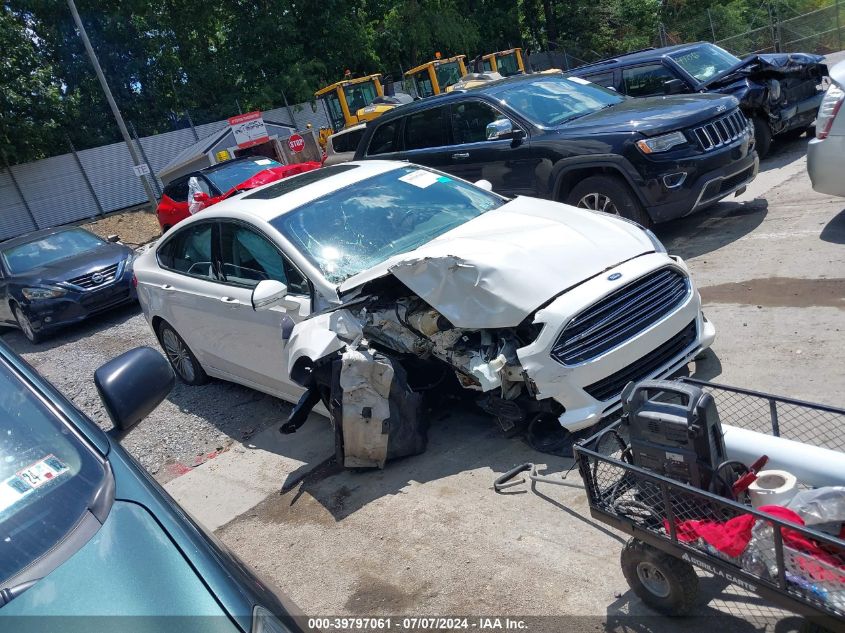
[{"x1": 134, "y1": 161, "x2": 715, "y2": 468}]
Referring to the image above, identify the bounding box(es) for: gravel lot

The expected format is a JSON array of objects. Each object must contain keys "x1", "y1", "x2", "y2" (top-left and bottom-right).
[{"x1": 1, "y1": 304, "x2": 295, "y2": 482}]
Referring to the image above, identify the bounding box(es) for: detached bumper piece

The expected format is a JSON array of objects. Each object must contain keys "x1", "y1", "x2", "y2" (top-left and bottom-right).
[{"x1": 281, "y1": 348, "x2": 427, "y2": 469}]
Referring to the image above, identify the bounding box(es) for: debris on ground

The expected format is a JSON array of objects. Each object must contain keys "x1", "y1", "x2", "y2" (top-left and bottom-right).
[{"x1": 84, "y1": 207, "x2": 162, "y2": 247}]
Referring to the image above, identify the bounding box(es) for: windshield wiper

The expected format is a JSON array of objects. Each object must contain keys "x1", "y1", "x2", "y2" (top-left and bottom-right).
[
  {"x1": 0, "y1": 579, "x2": 38, "y2": 606},
  {"x1": 559, "y1": 103, "x2": 614, "y2": 125}
]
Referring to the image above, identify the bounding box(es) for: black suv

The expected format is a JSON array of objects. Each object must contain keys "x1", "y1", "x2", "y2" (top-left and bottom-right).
[
  {"x1": 569, "y1": 42, "x2": 828, "y2": 157},
  {"x1": 353, "y1": 73, "x2": 758, "y2": 226}
]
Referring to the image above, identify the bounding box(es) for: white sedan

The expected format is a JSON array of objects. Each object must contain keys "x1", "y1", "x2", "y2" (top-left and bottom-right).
[{"x1": 134, "y1": 161, "x2": 715, "y2": 467}]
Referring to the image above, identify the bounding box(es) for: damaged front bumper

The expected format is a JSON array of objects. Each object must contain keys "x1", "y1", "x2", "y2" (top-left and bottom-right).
[
  {"x1": 516, "y1": 253, "x2": 714, "y2": 432},
  {"x1": 284, "y1": 251, "x2": 714, "y2": 467}
]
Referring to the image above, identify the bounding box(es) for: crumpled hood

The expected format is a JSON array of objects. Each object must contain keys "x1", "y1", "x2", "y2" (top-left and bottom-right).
[
  {"x1": 703, "y1": 52, "x2": 828, "y2": 88},
  {"x1": 339, "y1": 197, "x2": 654, "y2": 329}
]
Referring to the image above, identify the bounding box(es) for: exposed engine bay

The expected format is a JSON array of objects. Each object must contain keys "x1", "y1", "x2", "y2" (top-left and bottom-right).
[{"x1": 281, "y1": 279, "x2": 562, "y2": 469}]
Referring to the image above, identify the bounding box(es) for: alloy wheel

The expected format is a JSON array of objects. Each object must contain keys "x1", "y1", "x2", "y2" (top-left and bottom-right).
[
  {"x1": 161, "y1": 328, "x2": 196, "y2": 382},
  {"x1": 14, "y1": 306, "x2": 37, "y2": 343},
  {"x1": 576, "y1": 192, "x2": 620, "y2": 215}
]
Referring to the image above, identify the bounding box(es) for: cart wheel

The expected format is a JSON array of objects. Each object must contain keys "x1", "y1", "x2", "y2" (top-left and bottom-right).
[{"x1": 621, "y1": 538, "x2": 699, "y2": 616}]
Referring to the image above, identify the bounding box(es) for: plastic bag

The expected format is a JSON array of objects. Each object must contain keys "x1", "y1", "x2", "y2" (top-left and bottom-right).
[{"x1": 786, "y1": 487, "x2": 845, "y2": 533}]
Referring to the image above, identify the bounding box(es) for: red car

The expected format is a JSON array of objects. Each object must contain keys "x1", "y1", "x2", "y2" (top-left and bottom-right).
[{"x1": 156, "y1": 157, "x2": 321, "y2": 231}]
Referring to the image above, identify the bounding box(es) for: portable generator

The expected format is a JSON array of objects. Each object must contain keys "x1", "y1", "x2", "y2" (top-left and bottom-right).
[{"x1": 622, "y1": 380, "x2": 726, "y2": 490}]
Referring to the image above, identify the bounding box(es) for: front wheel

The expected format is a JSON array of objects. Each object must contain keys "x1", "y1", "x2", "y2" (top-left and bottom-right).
[
  {"x1": 566, "y1": 176, "x2": 652, "y2": 227},
  {"x1": 12, "y1": 304, "x2": 41, "y2": 344},
  {"x1": 157, "y1": 321, "x2": 208, "y2": 385},
  {"x1": 620, "y1": 538, "x2": 699, "y2": 616},
  {"x1": 752, "y1": 116, "x2": 773, "y2": 158}
]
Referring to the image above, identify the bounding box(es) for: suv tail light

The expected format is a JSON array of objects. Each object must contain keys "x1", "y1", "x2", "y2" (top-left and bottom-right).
[
  {"x1": 817, "y1": 83, "x2": 844, "y2": 140},
  {"x1": 132, "y1": 273, "x2": 138, "y2": 288}
]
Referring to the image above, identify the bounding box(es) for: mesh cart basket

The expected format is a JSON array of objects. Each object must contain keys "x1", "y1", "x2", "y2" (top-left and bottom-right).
[{"x1": 500, "y1": 378, "x2": 845, "y2": 630}]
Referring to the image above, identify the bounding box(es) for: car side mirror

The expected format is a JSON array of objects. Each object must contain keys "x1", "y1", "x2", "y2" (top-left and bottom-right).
[
  {"x1": 664, "y1": 78, "x2": 686, "y2": 95},
  {"x1": 106, "y1": 234, "x2": 120, "y2": 243},
  {"x1": 193, "y1": 191, "x2": 210, "y2": 203},
  {"x1": 95, "y1": 347, "x2": 175, "y2": 437},
  {"x1": 252, "y1": 279, "x2": 297, "y2": 311},
  {"x1": 474, "y1": 179, "x2": 493, "y2": 191},
  {"x1": 487, "y1": 118, "x2": 517, "y2": 140}
]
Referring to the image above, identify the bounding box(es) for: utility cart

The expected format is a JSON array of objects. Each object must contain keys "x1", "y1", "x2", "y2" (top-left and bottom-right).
[{"x1": 497, "y1": 378, "x2": 845, "y2": 630}]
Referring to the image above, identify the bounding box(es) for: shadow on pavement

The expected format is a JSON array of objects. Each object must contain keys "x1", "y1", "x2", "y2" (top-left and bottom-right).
[
  {"x1": 820, "y1": 207, "x2": 845, "y2": 244},
  {"x1": 656, "y1": 199, "x2": 768, "y2": 261},
  {"x1": 604, "y1": 578, "x2": 804, "y2": 632},
  {"x1": 757, "y1": 135, "x2": 810, "y2": 174}
]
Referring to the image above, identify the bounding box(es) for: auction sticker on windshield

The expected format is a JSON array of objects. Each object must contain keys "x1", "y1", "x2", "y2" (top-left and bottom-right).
[
  {"x1": 399, "y1": 169, "x2": 441, "y2": 188},
  {"x1": 0, "y1": 455, "x2": 69, "y2": 513}
]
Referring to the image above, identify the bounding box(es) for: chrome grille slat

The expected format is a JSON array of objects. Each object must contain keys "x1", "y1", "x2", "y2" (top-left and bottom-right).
[
  {"x1": 550, "y1": 268, "x2": 690, "y2": 366},
  {"x1": 557, "y1": 282, "x2": 688, "y2": 360},
  {"x1": 564, "y1": 270, "x2": 678, "y2": 336},
  {"x1": 692, "y1": 109, "x2": 749, "y2": 152},
  {"x1": 560, "y1": 272, "x2": 683, "y2": 346},
  {"x1": 67, "y1": 262, "x2": 121, "y2": 290}
]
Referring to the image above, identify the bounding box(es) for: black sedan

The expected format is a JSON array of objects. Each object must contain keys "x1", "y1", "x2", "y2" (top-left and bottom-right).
[{"x1": 0, "y1": 227, "x2": 137, "y2": 343}]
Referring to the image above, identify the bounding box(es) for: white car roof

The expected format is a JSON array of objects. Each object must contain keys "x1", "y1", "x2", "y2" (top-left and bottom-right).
[{"x1": 207, "y1": 160, "x2": 406, "y2": 223}]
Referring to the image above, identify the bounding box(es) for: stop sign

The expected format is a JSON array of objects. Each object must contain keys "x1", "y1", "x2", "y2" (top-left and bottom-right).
[{"x1": 288, "y1": 134, "x2": 305, "y2": 153}]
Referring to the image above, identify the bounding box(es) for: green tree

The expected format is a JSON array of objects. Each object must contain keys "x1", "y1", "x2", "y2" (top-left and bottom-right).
[{"x1": 0, "y1": 4, "x2": 66, "y2": 162}]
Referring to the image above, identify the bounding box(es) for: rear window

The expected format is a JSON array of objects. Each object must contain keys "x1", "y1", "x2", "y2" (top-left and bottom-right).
[
  {"x1": 0, "y1": 356, "x2": 106, "y2": 585},
  {"x1": 204, "y1": 158, "x2": 282, "y2": 193}
]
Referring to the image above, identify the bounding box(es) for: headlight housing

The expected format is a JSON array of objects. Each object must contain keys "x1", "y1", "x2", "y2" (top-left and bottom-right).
[
  {"x1": 644, "y1": 228, "x2": 667, "y2": 254},
  {"x1": 252, "y1": 606, "x2": 288, "y2": 633},
  {"x1": 22, "y1": 287, "x2": 67, "y2": 301},
  {"x1": 636, "y1": 131, "x2": 687, "y2": 154}
]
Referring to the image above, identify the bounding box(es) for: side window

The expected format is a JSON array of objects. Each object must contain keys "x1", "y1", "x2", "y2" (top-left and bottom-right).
[
  {"x1": 157, "y1": 223, "x2": 215, "y2": 279},
  {"x1": 218, "y1": 223, "x2": 307, "y2": 293},
  {"x1": 403, "y1": 107, "x2": 449, "y2": 150},
  {"x1": 331, "y1": 128, "x2": 365, "y2": 154},
  {"x1": 164, "y1": 177, "x2": 189, "y2": 202},
  {"x1": 367, "y1": 121, "x2": 400, "y2": 156},
  {"x1": 583, "y1": 72, "x2": 615, "y2": 89},
  {"x1": 622, "y1": 64, "x2": 678, "y2": 97},
  {"x1": 451, "y1": 100, "x2": 503, "y2": 144}
]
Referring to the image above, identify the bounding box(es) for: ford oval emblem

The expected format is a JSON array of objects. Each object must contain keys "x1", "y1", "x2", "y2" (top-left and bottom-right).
[{"x1": 608, "y1": 272, "x2": 622, "y2": 281}]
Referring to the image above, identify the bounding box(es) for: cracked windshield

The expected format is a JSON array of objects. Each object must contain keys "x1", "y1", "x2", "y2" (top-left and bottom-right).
[{"x1": 272, "y1": 167, "x2": 504, "y2": 283}]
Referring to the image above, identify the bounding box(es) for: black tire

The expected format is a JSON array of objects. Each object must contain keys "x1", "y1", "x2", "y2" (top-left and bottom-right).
[
  {"x1": 752, "y1": 116, "x2": 772, "y2": 158},
  {"x1": 12, "y1": 303, "x2": 41, "y2": 344},
  {"x1": 620, "y1": 538, "x2": 699, "y2": 616},
  {"x1": 780, "y1": 127, "x2": 809, "y2": 141},
  {"x1": 566, "y1": 175, "x2": 652, "y2": 227},
  {"x1": 156, "y1": 320, "x2": 208, "y2": 385}
]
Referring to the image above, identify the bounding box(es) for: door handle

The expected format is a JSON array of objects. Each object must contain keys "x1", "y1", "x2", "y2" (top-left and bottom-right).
[
  {"x1": 452, "y1": 152, "x2": 470, "y2": 159},
  {"x1": 220, "y1": 296, "x2": 239, "y2": 304},
  {"x1": 162, "y1": 284, "x2": 173, "y2": 290}
]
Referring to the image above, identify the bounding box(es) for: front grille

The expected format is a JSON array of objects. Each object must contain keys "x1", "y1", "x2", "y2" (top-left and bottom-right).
[
  {"x1": 692, "y1": 109, "x2": 748, "y2": 151},
  {"x1": 584, "y1": 320, "x2": 698, "y2": 402},
  {"x1": 67, "y1": 262, "x2": 121, "y2": 290},
  {"x1": 551, "y1": 268, "x2": 689, "y2": 365}
]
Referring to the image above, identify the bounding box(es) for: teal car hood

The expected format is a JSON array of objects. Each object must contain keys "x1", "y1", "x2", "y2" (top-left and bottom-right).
[{"x1": 1, "y1": 501, "x2": 239, "y2": 632}]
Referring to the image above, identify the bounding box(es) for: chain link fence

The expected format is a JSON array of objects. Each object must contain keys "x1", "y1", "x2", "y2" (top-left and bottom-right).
[{"x1": 716, "y1": 0, "x2": 844, "y2": 55}]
